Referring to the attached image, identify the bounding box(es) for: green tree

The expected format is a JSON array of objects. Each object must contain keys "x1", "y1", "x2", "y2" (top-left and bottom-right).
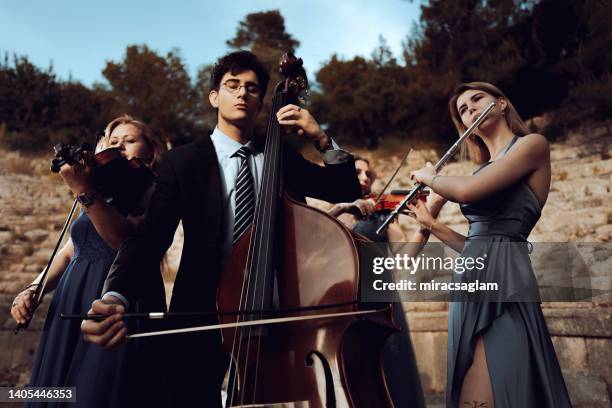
[
  {"x1": 532, "y1": 0, "x2": 612, "y2": 128},
  {"x1": 0, "y1": 54, "x2": 61, "y2": 150},
  {"x1": 102, "y1": 45, "x2": 199, "y2": 148},
  {"x1": 226, "y1": 10, "x2": 300, "y2": 133},
  {"x1": 52, "y1": 81, "x2": 107, "y2": 145},
  {"x1": 312, "y1": 37, "x2": 411, "y2": 148},
  {"x1": 400, "y1": 0, "x2": 538, "y2": 143},
  {"x1": 193, "y1": 63, "x2": 217, "y2": 132}
]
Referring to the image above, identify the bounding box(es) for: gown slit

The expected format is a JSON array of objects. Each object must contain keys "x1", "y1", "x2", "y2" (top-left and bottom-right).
[{"x1": 447, "y1": 136, "x2": 572, "y2": 408}]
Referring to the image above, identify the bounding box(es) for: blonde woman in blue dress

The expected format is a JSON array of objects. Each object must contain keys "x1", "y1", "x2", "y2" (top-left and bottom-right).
[{"x1": 11, "y1": 115, "x2": 161, "y2": 407}]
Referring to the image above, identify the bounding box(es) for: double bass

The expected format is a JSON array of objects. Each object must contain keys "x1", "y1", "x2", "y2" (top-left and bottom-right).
[{"x1": 217, "y1": 53, "x2": 398, "y2": 407}]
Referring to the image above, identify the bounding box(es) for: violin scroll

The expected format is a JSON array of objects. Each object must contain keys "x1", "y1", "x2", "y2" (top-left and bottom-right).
[{"x1": 50, "y1": 142, "x2": 93, "y2": 173}]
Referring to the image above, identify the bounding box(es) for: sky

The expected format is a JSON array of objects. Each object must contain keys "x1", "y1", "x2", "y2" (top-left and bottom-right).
[{"x1": 0, "y1": 0, "x2": 421, "y2": 86}]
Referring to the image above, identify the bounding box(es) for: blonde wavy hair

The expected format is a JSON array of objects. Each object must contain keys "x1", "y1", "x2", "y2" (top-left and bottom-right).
[
  {"x1": 448, "y1": 82, "x2": 530, "y2": 164},
  {"x1": 102, "y1": 115, "x2": 160, "y2": 166}
]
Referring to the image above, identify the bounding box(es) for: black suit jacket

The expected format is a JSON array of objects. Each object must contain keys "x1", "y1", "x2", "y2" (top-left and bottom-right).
[
  {"x1": 102, "y1": 133, "x2": 361, "y2": 405},
  {"x1": 103, "y1": 133, "x2": 361, "y2": 312}
]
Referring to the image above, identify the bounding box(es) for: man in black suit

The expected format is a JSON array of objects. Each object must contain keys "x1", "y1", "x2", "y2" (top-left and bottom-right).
[{"x1": 81, "y1": 51, "x2": 361, "y2": 406}]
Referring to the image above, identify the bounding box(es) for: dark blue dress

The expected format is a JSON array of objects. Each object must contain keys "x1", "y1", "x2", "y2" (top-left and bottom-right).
[
  {"x1": 447, "y1": 136, "x2": 572, "y2": 407},
  {"x1": 27, "y1": 212, "x2": 129, "y2": 408},
  {"x1": 354, "y1": 212, "x2": 426, "y2": 408}
]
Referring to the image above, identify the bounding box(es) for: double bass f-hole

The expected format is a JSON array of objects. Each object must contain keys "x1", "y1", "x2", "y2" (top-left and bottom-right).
[{"x1": 305, "y1": 351, "x2": 336, "y2": 408}]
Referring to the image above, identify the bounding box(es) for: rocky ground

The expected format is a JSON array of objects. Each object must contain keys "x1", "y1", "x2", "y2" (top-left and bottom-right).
[{"x1": 0, "y1": 123, "x2": 610, "y2": 406}]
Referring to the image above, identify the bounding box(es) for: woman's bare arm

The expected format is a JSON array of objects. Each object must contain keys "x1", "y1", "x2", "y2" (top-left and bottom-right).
[
  {"x1": 407, "y1": 199, "x2": 466, "y2": 253},
  {"x1": 418, "y1": 134, "x2": 550, "y2": 203},
  {"x1": 82, "y1": 200, "x2": 139, "y2": 250},
  {"x1": 407, "y1": 193, "x2": 447, "y2": 245},
  {"x1": 11, "y1": 239, "x2": 74, "y2": 324},
  {"x1": 84, "y1": 183, "x2": 154, "y2": 250},
  {"x1": 427, "y1": 222, "x2": 466, "y2": 253}
]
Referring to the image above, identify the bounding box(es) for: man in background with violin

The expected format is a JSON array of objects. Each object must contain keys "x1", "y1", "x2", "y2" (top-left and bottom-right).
[
  {"x1": 80, "y1": 50, "x2": 361, "y2": 406},
  {"x1": 329, "y1": 155, "x2": 447, "y2": 408}
]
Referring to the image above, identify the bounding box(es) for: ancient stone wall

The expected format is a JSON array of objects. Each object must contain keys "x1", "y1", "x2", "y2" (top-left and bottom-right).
[{"x1": 1, "y1": 124, "x2": 610, "y2": 406}]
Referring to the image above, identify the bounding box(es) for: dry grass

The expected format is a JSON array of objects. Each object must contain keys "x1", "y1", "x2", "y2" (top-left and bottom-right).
[
  {"x1": 0, "y1": 150, "x2": 56, "y2": 178},
  {"x1": 1, "y1": 154, "x2": 35, "y2": 175}
]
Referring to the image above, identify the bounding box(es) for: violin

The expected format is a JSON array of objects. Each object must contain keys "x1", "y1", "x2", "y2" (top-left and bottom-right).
[
  {"x1": 14, "y1": 142, "x2": 155, "y2": 334},
  {"x1": 370, "y1": 189, "x2": 429, "y2": 213},
  {"x1": 51, "y1": 142, "x2": 155, "y2": 214}
]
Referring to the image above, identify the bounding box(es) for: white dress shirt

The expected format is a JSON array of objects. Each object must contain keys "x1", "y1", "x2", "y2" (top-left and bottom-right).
[{"x1": 210, "y1": 126, "x2": 264, "y2": 257}]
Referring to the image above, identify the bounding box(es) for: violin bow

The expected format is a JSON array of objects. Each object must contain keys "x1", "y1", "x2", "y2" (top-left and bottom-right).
[
  {"x1": 61, "y1": 302, "x2": 391, "y2": 339},
  {"x1": 372, "y1": 148, "x2": 413, "y2": 205},
  {"x1": 125, "y1": 306, "x2": 391, "y2": 339},
  {"x1": 15, "y1": 198, "x2": 79, "y2": 334},
  {"x1": 61, "y1": 300, "x2": 359, "y2": 321}
]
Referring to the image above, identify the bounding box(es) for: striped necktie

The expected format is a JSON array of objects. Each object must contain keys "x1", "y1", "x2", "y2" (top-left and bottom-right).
[{"x1": 232, "y1": 146, "x2": 255, "y2": 244}]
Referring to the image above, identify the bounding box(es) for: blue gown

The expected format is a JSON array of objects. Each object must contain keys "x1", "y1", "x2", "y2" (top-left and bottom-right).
[
  {"x1": 354, "y1": 212, "x2": 426, "y2": 408},
  {"x1": 447, "y1": 136, "x2": 572, "y2": 407},
  {"x1": 27, "y1": 212, "x2": 129, "y2": 408}
]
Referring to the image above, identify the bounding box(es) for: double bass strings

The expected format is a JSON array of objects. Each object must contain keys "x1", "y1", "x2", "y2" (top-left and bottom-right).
[
  {"x1": 252, "y1": 91, "x2": 284, "y2": 404},
  {"x1": 229, "y1": 84, "x2": 285, "y2": 406}
]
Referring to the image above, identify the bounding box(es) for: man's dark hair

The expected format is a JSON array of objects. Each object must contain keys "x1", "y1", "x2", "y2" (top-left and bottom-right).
[{"x1": 210, "y1": 51, "x2": 270, "y2": 101}]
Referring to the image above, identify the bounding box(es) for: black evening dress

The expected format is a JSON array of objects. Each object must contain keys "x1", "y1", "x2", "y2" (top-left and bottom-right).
[{"x1": 447, "y1": 136, "x2": 572, "y2": 407}]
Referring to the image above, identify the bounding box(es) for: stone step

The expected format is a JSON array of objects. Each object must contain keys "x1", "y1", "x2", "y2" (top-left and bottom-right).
[
  {"x1": 553, "y1": 158, "x2": 612, "y2": 180},
  {"x1": 544, "y1": 307, "x2": 612, "y2": 337},
  {"x1": 549, "y1": 176, "x2": 611, "y2": 197},
  {"x1": 405, "y1": 307, "x2": 612, "y2": 337},
  {"x1": 543, "y1": 191, "x2": 610, "y2": 212},
  {"x1": 536, "y1": 206, "x2": 611, "y2": 237},
  {"x1": 550, "y1": 148, "x2": 603, "y2": 162},
  {"x1": 563, "y1": 369, "x2": 612, "y2": 408}
]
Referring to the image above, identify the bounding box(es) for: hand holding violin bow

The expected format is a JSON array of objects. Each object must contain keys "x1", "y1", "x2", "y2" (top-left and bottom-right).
[{"x1": 11, "y1": 283, "x2": 39, "y2": 325}]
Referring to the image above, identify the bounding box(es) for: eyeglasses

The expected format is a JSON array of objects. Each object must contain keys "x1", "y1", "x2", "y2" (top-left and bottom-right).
[{"x1": 221, "y1": 79, "x2": 261, "y2": 96}]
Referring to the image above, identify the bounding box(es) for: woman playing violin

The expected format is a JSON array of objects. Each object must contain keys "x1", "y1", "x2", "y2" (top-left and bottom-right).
[
  {"x1": 329, "y1": 155, "x2": 447, "y2": 242},
  {"x1": 328, "y1": 155, "x2": 448, "y2": 408},
  {"x1": 11, "y1": 115, "x2": 160, "y2": 408}
]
